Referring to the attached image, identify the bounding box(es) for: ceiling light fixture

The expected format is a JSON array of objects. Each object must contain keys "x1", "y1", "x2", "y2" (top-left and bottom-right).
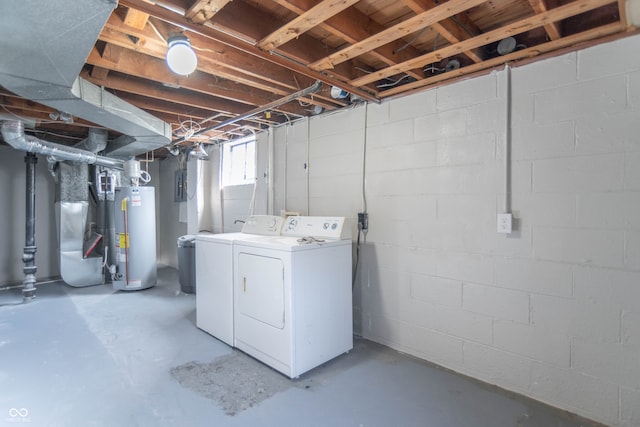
[
  {"x1": 166, "y1": 34, "x2": 198, "y2": 76},
  {"x1": 189, "y1": 143, "x2": 208, "y2": 159},
  {"x1": 167, "y1": 146, "x2": 180, "y2": 157}
]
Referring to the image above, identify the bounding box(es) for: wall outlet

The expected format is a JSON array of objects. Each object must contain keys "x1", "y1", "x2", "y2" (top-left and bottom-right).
[{"x1": 497, "y1": 213, "x2": 513, "y2": 234}]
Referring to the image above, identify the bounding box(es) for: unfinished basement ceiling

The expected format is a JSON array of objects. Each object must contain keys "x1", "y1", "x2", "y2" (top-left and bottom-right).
[{"x1": 0, "y1": 0, "x2": 636, "y2": 156}]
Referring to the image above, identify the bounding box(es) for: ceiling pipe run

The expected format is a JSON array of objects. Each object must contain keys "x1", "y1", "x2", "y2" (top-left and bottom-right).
[
  {"x1": 172, "y1": 80, "x2": 324, "y2": 145},
  {"x1": 1, "y1": 121, "x2": 124, "y2": 170}
]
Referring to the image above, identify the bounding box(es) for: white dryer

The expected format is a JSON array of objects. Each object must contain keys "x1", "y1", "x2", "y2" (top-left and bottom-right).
[
  {"x1": 195, "y1": 215, "x2": 283, "y2": 346},
  {"x1": 233, "y1": 216, "x2": 353, "y2": 378}
]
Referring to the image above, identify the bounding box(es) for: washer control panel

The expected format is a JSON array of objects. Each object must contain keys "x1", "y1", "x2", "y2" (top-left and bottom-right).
[
  {"x1": 241, "y1": 215, "x2": 284, "y2": 235},
  {"x1": 282, "y1": 216, "x2": 351, "y2": 240}
]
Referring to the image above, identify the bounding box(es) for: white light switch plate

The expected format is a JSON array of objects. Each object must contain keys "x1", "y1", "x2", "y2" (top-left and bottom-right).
[{"x1": 497, "y1": 213, "x2": 513, "y2": 234}]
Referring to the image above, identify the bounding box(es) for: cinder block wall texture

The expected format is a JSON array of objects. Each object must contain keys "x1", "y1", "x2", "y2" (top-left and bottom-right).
[{"x1": 272, "y1": 34, "x2": 640, "y2": 426}]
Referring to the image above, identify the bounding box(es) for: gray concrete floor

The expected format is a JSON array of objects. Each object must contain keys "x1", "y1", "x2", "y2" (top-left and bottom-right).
[{"x1": 0, "y1": 266, "x2": 601, "y2": 427}]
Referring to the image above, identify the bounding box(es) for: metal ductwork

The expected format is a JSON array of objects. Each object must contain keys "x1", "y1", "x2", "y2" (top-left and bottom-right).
[
  {"x1": 75, "y1": 128, "x2": 109, "y2": 153},
  {"x1": 1, "y1": 121, "x2": 124, "y2": 169},
  {"x1": 0, "y1": 0, "x2": 171, "y2": 157}
]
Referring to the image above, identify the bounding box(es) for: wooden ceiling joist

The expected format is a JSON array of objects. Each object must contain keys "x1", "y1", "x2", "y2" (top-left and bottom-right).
[
  {"x1": 119, "y1": 0, "x2": 380, "y2": 103},
  {"x1": 351, "y1": 0, "x2": 619, "y2": 88},
  {"x1": 85, "y1": 46, "x2": 310, "y2": 117},
  {"x1": 309, "y1": 0, "x2": 489, "y2": 71},
  {"x1": 271, "y1": 0, "x2": 426, "y2": 81},
  {"x1": 526, "y1": 0, "x2": 563, "y2": 40},
  {"x1": 185, "y1": 0, "x2": 231, "y2": 24},
  {"x1": 257, "y1": 0, "x2": 360, "y2": 51},
  {"x1": 402, "y1": 0, "x2": 484, "y2": 63},
  {"x1": 3, "y1": 0, "x2": 634, "y2": 154},
  {"x1": 380, "y1": 21, "x2": 625, "y2": 97}
]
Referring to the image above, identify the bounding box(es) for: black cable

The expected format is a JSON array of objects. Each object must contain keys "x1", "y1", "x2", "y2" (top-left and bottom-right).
[{"x1": 352, "y1": 225, "x2": 362, "y2": 290}]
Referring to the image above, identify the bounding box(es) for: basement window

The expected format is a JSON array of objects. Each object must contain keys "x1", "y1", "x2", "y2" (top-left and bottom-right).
[{"x1": 221, "y1": 136, "x2": 256, "y2": 187}]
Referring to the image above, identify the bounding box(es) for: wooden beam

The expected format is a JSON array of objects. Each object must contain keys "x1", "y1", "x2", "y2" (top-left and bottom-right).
[
  {"x1": 119, "y1": 0, "x2": 379, "y2": 102},
  {"x1": 0, "y1": 94, "x2": 100, "y2": 128},
  {"x1": 185, "y1": 0, "x2": 231, "y2": 24},
  {"x1": 618, "y1": 0, "x2": 629, "y2": 28},
  {"x1": 526, "y1": 0, "x2": 563, "y2": 40},
  {"x1": 351, "y1": 0, "x2": 618, "y2": 87},
  {"x1": 80, "y1": 69, "x2": 245, "y2": 115},
  {"x1": 271, "y1": 0, "x2": 424, "y2": 81},
  {"x1": 85, "y1": 46, "x2": 310, "y2": 117},
  {"x1": 309, "y1": 0, "x2": 488, "y2": 71},
  {"x1": 102, "y1": 18, "x2": 294, "y2": 91},
  {"x1": 98, "y1": 42, "x2": 125, "y2": 63},
  {"x1": 115, "y1": 91, "x2": 223, "y2": 120},
  {"x1": 99, "y1": 28, "x2": 340, "y2": 110},
  {"x1": 124, "y1": 8, "x2": 150, "y2": 30},
  {"x1": 101, "y1": 24, "x2": 292, "y2": 95},
  {"x1": 207, "y1": 0, "x2": 356, "y2": 80},
  {"x1": 103, "y1": 11, "x2": 347, "y2": 108},
  {"x1": 90, "y1": 66, "x2": 110, "y2": 80},
  {"x1": 381, "y1": 22, "x2": 624, "y2": 97},
  {"x1": 257, "y1": 0, "x2": 360, "y2": 51},
  {"x1": 402, "y1": 0, "x2": 484, "y2": 63}
]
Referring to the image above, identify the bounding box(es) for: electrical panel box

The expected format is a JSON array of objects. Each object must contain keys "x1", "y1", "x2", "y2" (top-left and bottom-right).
[{"x1": 174, "y1": 169, "x2": 187, "y2": 202}]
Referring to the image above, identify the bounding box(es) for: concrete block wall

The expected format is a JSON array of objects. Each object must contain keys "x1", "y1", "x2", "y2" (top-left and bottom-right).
[{"x1": 270, "y1": 34, "x2": 640, "y2": 426}]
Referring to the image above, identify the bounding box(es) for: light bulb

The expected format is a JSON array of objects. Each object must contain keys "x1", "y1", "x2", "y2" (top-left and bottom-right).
[{"x1": 166, "y1": 35, "x2": 197, "y2": 76}]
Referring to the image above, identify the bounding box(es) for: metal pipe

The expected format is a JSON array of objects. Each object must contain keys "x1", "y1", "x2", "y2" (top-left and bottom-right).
[
  {"x1": 22, "y1": 152, "x2": 37, "y2": 301},
  {"x1": 172, "y1": 80, "x2": 323, "y2": 145},
  {"x1": 503, "y1": 63, "x2": 511, "y2": 213},
  {"x1": 123, "y1": 198, "x2": 130, "y2": 286},
  {"x1": 0, "y1": 278, "x2": 61, "y2": 292},
  {"x1": 1, "y1": 121, "x2": 124, "y2": 170}
]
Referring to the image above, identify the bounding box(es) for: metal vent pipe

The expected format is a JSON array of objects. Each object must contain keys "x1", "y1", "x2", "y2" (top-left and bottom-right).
[
  {"x1": 1, "y1": 121, "x2": 124, "y2": 170},
  {"x1": 22, "y1": 152, "x2": 37, "y2": 301},
  {"x1": 75, "y1": 128, "x2": 108, "y2": 153}
]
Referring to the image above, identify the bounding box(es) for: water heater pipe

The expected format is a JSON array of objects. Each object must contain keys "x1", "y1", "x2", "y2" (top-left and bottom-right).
[
  {"x1": 123, "y1": 197, "x2": 130, "y2": 286},
  {"x1": 1, "y1": 121, "x2": 124, "y2": 170}
]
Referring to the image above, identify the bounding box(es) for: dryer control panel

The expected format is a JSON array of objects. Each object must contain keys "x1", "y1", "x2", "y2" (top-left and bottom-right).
[
  {"x1": 241, "y1": 215, "x2": 284, "y2": 235},
  {"x1": 282, "y1": 216, "x2": 351, "y2": 240}
]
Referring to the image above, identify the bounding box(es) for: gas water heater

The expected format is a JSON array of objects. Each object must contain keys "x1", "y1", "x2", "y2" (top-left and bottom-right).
[{"x1": 112, "y1": 160, "x2": 157, "y2": 291}]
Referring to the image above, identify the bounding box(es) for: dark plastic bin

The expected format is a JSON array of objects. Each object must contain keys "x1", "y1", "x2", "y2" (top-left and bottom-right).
[{"x1": 177, "y1": 235, "x2": 196, "y2": 294}]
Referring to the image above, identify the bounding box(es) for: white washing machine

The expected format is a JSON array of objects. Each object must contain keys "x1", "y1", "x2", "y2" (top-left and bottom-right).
[
  {"x1": 195, "y1": 215, "x2": 283, "y2": 346},
  {"x1": 233, "y1": 216, "x2": 353, "y2": 378}
]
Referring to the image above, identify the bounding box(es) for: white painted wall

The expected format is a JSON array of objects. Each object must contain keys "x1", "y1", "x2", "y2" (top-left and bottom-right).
[
  {"x1": 271, "y1": 34, "x2": 640, "y2": 427},
  {"x1": 0, "y1": 147, "x2": 57, "y2": 283}
]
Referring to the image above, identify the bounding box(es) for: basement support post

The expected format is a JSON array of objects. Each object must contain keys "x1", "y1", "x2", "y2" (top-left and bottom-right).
[{"x1": 22, "y1": 152, "x2": 37, "y2": 301}]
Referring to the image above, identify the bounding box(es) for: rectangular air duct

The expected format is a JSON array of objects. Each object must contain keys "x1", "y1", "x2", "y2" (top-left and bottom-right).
[{"x1": 0, "y1": 0, "x2": 171, "y2": 156}]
